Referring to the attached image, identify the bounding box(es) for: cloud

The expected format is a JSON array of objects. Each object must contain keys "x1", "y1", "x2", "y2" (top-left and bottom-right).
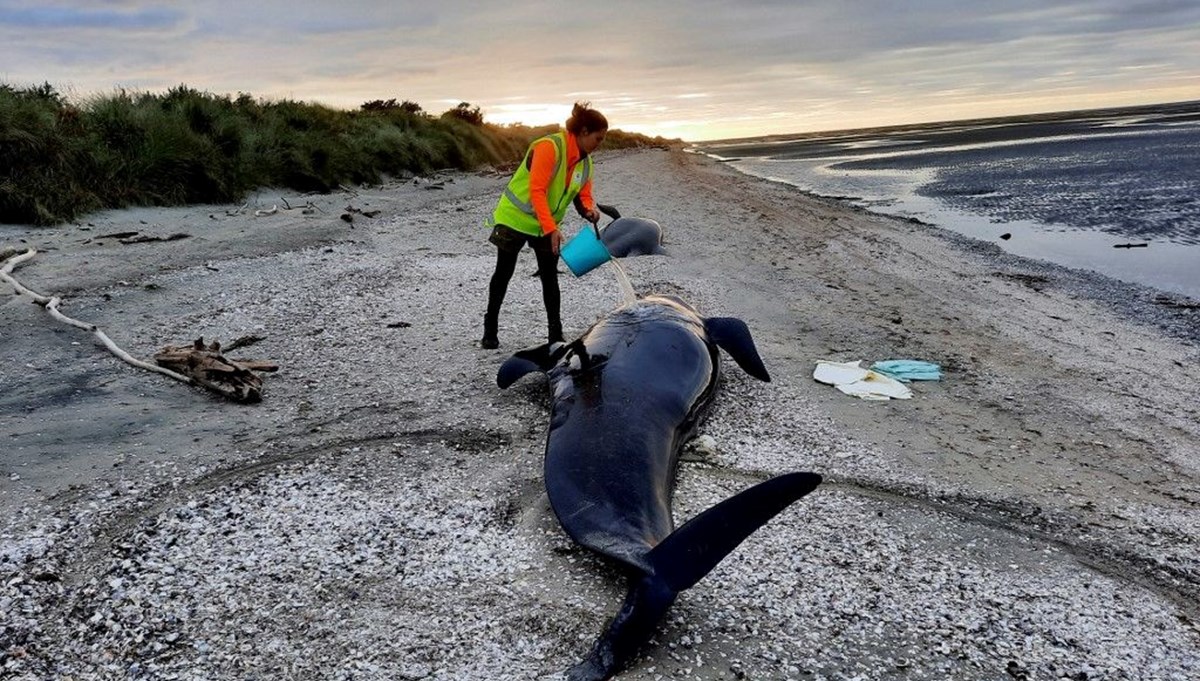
[
  {"x1": 0, "y1": 0, "x2": 1197, "y2": 139},
  {"x1": 0, "y1": 2, "x2": 184, "y2": 30}
]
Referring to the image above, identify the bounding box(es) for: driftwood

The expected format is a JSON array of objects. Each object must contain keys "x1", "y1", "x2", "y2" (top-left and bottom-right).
[
  {"x1": 119, "y1": 233, "x2": 191, "y2": 245},
  {"x1": 2, "y1": 249, "x2": 192, "y2": 384},
  {"x1": 1153, "y1": 295, "x2": 1200, "y2": 310},
  {"x1": 155, "y1": 338, "x2": 278, "y2": 403},
  {"x1": 2, "y1": 248, "x2": 278, "y2": 403},
  {"x1": 344, "y1": 204, "x2": 381, "y2": 218},
  {"x1": 82, "y1": 232, "x2": 191, "y2": 245}
]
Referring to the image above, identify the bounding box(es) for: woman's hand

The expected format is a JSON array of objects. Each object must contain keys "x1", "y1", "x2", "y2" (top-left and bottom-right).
[
  {"x1": 583, "y1": 206, "x2": 601, "y2": 224},
  {"x1": 550, "y1": 229, "x2": 563, "y2": 255}
]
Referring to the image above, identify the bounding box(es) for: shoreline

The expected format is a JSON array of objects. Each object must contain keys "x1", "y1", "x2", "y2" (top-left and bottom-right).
[
  {"x1": 689, "y1": 98, "x2": 1200, "y2": 303},
  {"x1": 716, "y1": 157, "x2": 1200, "y2": 345},
  {"x1": 3, "y1": 149, "x2": 1198, "y2": 680}
]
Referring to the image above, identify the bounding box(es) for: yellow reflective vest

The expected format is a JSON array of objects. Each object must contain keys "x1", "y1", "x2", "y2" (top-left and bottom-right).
[{"x1": 491, "y1": 131, "x2": 593, "y2": 236}]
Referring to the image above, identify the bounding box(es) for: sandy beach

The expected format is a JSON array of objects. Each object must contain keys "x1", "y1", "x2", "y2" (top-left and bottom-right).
[{"x1": 2, "y1": 148, "x2": 1199, "y2": 680}]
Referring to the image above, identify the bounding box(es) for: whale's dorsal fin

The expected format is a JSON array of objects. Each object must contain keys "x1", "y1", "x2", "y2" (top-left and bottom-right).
[
  {"x1": 496, "y1": 342, "x2": 566, "y2": 388},
  {"x1": 647, "y1": 472, "x2": 821, "y2": 591},
  {"x1": 704, "y1": 317, "x2": 771, "y2": 382}
]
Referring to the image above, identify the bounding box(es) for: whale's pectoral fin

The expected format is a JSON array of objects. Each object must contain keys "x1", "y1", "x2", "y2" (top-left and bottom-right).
[
  {"x1": 597, "y1": 203, "x2": 621, "y2": 220},
  {"x1": 648, "y1": 471, "x2": 821, "y2": 591},
  {"x1": 496, "y1": 343, "x2": 562, "y2": 388},
  {"x1": 704, "y1": 317, "x2": 771, "y2": 382}
]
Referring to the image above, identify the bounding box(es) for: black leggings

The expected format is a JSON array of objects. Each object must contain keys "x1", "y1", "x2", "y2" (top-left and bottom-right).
[{"x1": 485, "y1": 246, "x2": 561, "y2": 332}]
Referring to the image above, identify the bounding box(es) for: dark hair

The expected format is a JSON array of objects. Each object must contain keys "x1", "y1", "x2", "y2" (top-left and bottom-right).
[{"x1": 566, "y1": 101, "x2": 608, "y2": 134}]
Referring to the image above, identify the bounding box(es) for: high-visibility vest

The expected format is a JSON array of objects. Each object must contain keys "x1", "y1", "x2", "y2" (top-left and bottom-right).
[{"x1": 491, "y1": 131, "x2": 593, "y2": 236}]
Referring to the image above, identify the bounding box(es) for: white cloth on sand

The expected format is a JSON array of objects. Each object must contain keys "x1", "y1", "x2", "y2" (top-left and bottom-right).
[{"x1": 813, "y1": 360, "x2": 912, "y2": 400}]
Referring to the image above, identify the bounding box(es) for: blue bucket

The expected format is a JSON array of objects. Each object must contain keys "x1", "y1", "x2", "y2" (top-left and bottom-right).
[{"x1": 560, "y1": 225, "x2": 611, "y2": 277}]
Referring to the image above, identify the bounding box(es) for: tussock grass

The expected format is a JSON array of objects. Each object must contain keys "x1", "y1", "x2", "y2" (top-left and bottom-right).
[{"x1": 0, "y1": 84, "x2": 678, "y2": 225}]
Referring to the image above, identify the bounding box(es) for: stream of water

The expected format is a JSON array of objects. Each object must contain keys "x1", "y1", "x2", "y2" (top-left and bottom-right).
[{"x1": 608, "y1": 257, "x2": 637, "y2": 304}]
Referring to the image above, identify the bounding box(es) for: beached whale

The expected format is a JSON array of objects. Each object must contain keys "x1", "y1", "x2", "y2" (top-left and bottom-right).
[
  {"x1": 531, "y1": 214, "x2": 666, "y2": 278},
  {"x1": 497, "y1": 294, "x2": 821, "y2": 680},
  {"x1": 600, "y1": 216, "x2": 667, "y2": 257}
]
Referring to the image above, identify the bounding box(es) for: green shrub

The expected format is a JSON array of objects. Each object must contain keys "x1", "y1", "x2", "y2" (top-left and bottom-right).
[
  {"x1": 0, "y1": 83, "x2": 103, "y2": 223},
  {"x1": 0, "y1": 83, "x2": 681, "y2": 225},
  {"x1": 443, "y1": 102, "x2": 484, "y2": 126}
]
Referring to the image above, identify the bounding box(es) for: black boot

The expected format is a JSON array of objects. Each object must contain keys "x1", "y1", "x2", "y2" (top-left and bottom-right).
[
  {"x1": 481, "y1": 316, "x2": 499, "y2": 349},
  {"x1": 548, "y1": 319, "x2": 564, "y2": 344}
]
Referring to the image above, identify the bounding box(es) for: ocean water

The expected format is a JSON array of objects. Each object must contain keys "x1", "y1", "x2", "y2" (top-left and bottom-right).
[{"x1": 697, "y1": 103, "x2": 1200, "y2": 299}]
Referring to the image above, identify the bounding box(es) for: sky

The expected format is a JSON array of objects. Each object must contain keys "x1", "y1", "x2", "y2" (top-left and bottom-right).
[{"x1": 1, "y1": 0, "x2": 1199, "y2": 141}]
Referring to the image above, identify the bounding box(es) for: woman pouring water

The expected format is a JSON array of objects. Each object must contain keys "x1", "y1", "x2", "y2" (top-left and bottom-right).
[{"x1": 481, "y1": 102, "x2": 608, "y2": 349}]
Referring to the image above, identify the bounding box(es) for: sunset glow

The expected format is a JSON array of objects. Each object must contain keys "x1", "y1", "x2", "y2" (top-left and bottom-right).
[{"x1": 2, "y1": 1, "x2": 1198, "y2": 141}]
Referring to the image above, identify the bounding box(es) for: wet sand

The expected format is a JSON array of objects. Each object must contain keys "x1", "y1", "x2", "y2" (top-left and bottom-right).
[{"x1": 2, "y1": 149, "x2": 1198, "y2": 680}]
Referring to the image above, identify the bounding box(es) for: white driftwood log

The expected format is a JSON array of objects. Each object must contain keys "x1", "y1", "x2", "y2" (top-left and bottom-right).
[
  {"x1": 1, "y1": 249, "x2": 44, "y2": 301},
  {"x1": 2, "y1": 248, "x2": 193, "y2": 384}
]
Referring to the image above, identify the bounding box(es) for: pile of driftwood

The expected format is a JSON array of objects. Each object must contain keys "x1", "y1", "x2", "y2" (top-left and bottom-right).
[{"x1": 155, "y1": 338, "x2": 278, "y2": 403}]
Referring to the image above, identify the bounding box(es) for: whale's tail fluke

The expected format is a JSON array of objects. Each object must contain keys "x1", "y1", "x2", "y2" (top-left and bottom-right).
[
  {"x1": 567, "y1": 573, "x2": 677, "y2": 681},
  {"x1": 649, "y1": 471, "x2": 822, "y2": 591},
  {"x1": 568, "y1": 471, "x2": 822, "y2": 680}
]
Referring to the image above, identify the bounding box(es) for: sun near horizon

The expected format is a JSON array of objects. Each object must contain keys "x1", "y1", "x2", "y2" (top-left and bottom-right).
[
  {"x1": 561, "y1": 85, "x2": 1200, "y2": 143},
  {"x1": 7, "y1": 76, "x2": 1196, "y2": 147}
]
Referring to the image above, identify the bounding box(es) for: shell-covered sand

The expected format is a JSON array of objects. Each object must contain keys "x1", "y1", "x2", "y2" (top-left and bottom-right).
[{"x1": 2, "y1": 149, "x2": 1198, "y2": 680}]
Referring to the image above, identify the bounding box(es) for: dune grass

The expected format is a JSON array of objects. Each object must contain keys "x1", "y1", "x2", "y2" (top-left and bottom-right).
[{"x1": 0, "y1": 84, "x2": 678, "y2": 225}]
